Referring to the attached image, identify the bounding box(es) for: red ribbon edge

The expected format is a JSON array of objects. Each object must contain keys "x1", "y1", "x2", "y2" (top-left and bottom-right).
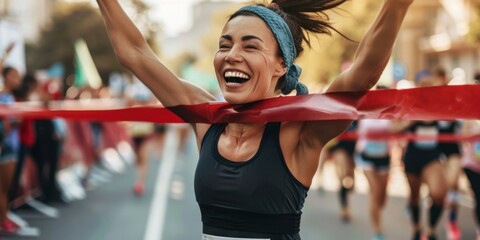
[{"x1": 1, "y1": 85, "x2": 479, "y2": 123}]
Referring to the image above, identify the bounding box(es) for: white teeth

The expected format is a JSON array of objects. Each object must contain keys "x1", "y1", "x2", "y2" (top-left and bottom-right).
[{"x1": 224, "y1": 71, "x2": 250, "y2": 79}]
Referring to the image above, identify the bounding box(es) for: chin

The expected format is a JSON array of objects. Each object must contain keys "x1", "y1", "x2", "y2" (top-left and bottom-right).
[{"x1": 223, "y1": 96, "x2": 248, "y2": 105}]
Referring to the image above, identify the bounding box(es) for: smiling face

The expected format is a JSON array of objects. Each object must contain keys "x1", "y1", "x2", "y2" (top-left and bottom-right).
[{"x1": 214, "y1": 15, "x2": 287, "y2": 104}]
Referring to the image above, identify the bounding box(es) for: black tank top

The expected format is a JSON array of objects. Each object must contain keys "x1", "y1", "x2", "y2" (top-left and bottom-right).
[
  {"x1": 194, "y1": 122, "x2": 308, "y2": 238},
  {"x1": 406, "y1": 121, "x2": 440, "y2": 150}
]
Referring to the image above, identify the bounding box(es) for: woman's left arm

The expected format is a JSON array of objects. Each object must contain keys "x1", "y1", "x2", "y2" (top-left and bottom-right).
[
  {"x1": 300, "y1": 0, "x2": 414, "y2": 149},
  {"x1": 327, "y1": 0, "x2": 413, "y2": 93}
]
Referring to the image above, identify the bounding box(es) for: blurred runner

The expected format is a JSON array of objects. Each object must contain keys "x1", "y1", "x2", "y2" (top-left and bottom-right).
[
  {"x1": 437, "y1": 120, "x2": 463, "y2": 240},
  {"x1": 432, "y1": 67, "x2": 464, "y2": 240},
  {"x1": 356, "y1": 117, "x2": 391, "y2": 240},
  {"x1": 461, "y1": 121, "x2": 480, "y2": 240},
  {"x1": 461, "y1": 72, "x2": 480, "y2": 240},
  {"x1": 0, "y1": 43, "x2": 22, "y2": 234},
  {"x1": 329, "y1": 121, "x2": 357, "y2": 222},
  {"x1": 395, "y1": 120, "x2": 446, "y2": 240},
  {"x1": 124, "y1": 76, "x2": 165, "y2": 196}
]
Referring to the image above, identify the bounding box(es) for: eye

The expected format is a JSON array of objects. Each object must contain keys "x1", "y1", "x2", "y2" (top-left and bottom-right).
[
  {"x1": 219, "y1": 44, "x2": 231, "y2": 49},
  {"x1": 245, "y1": 45, "x2": 258, "y2": 49}
]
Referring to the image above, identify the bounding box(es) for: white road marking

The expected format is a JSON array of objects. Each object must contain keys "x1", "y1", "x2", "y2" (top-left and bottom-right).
[{"x1": 144, "y1": 126, "x2": 180, "y2": 240}]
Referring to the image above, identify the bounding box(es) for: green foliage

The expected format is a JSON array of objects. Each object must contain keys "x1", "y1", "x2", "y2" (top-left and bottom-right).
[
  {"x1": 26, "y1": 3, "x2": 121, "y2": 84},
  {"x1": 469, "y1": 3, "x2": 480, "y2": 43},
  {"x1": 26, "y1": 1, "x2": 160, "y2": 86},
  {"x1": 297, "y1": 0, "x2": 382, "y2": 87}
]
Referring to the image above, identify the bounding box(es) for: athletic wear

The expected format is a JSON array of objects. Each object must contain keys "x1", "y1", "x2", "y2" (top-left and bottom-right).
[
  {"x1": 437, "y1": 121, "x2": 461, "y2": 158},
  {"x1": 195, "y1": 122, "x2": 308, "y2": 240},
  {"x1": 355, "y1": 120, "x2": 391, "y2": 172},
  {"x1": 329, "y1": 121, "x2": 357, "y2": 156},
  {"x1": 403, "y1": 121, "x2": 441, "y2": 176},
  {"x1": 0, "y1": 92, "x2": 19, "y2": 164}
]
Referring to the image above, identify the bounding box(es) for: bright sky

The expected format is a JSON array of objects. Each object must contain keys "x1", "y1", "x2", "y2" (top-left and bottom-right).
[
  {"x1": 145, "y1": 0, "x2": 201, "y2": 37},
  {"x1": 145, "y1": 0, "x2": 246, "y2": 37}
]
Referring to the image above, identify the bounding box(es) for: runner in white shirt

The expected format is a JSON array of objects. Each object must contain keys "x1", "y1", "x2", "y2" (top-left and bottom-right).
[{"x1": 355, "y1": 119, "x2": 391, "y2": 240}]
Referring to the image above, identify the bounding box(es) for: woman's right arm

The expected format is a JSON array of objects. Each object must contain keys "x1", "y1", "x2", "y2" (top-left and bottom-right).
[{"x1": 96, "y1": 0, "x2": 215, "y2": 107}]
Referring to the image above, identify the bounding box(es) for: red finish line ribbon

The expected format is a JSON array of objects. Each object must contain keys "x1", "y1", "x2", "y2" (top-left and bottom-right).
[{"x1": 1, "y1": 85, "x2": 479, "y2": 123}]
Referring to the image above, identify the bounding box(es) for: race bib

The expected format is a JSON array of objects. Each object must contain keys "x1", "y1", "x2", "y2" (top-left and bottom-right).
[
  {"x1": 473, "y1": 142, "x2": 480, "y2": 162},
  {"x1": 363, "y1": 141, "x2": 389, "y2": 158},
  {"x1": 438, "y1": 121, "x2": 451, "y2": 129},
  {"x1": 414, "y1": 126, "x2": 438, "y2": 149}
]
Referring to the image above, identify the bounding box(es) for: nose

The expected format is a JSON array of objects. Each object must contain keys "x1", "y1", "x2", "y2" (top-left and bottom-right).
[{"x1": 224, "y1": 46, "x2": 242, "y2": 63}]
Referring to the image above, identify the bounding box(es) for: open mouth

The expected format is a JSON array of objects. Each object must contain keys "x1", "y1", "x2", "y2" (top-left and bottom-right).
[{"x1": 224, "y1": 71, "x2": 251, "y2": 84}]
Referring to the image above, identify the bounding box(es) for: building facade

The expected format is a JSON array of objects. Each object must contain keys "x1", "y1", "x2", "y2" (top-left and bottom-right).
[{"x1": 396, "y1": 0, "x2": 480, "y2": 82}]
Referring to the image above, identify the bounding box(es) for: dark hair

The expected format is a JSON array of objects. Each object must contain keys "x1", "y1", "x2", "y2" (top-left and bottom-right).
[
  {"x1": 230, "y1": 0, "x2": 349, "y2": 58},
  {"x1": 12, "y1": 73, "x2": 37, "y2": 101},
  {"x1": 434, "y1": 67, "x2": 446, "y2": 78},
  {"x1": 2, "y1": 66, "x2": 15, "y2": 78},
  {"x1": 475, "y1": 71, "x2": 480, "y2": 83},
  {"x1": 376, "y1": 85, "x2": 389, "y2": 90}
]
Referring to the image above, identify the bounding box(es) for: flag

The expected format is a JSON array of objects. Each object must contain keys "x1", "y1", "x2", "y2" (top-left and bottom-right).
[{"x1": 74, "y1": 39, "x2": 102, "y2": 89}]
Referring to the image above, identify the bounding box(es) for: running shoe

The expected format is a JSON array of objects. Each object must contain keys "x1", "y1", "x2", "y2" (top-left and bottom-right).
[
  {"x1": 0, "y1": 218, "x2": 19, "y2": 234},
  {"x1": 446, "y1": 221, "x2": 461, "y2": 239},
  {"x1": 133, "y1": 182, "x2": 145, "y2": 197}
]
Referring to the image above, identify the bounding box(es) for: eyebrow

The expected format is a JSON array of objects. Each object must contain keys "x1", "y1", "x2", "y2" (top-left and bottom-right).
[{"x1": 220, "y1": 35, "x2": 263, "y2": 42}]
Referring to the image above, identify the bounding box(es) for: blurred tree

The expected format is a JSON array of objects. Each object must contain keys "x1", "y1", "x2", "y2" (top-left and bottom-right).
[
  {"x1": 469, "y1": 1, "x2": 480, "y2": 42},
  {"x1": 297, "y1": 0, "x2": 382, "y2": 88},
  {"x1": 26, "y1": 0, "x2": 160, "y2": 87}
]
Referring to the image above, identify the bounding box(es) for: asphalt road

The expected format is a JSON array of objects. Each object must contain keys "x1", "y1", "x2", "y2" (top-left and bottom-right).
[{"x1": 3, "y1": 127, "x2": 478, "y2": 240}]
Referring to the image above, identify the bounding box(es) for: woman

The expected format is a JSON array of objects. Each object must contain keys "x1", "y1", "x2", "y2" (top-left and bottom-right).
[
  {"x1": 437, "y1": 120, "x2": 463, "y2": 239},
  {"x1": 433, "y1": 67, "x2": 464, "y2": 239},
  {"x1": 395, "y1": 120, "x2": 446, "y2": 240},
  {"x1": 9, "y1": 74, "x2": 37, "y2": 202},
  {"x1": 97, "y1": 0, "x2": 414, "y2": 238},
  {"x1": 0, "y1": 66, "x2": 22, "y2": 233},
  {"x1": 461, "y1": 121, "x2": 480, "y2": 240},
  {"x1": 124, "y1": 77, "x2": 164, "y2": 196},
  {"x1": 355, "y1": 118, "x2": 392, "y2": 240}
]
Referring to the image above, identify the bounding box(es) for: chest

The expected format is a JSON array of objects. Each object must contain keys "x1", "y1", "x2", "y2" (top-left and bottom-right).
[{"x1": 217, "y1": 134, "x2": 263, "y2": 162}]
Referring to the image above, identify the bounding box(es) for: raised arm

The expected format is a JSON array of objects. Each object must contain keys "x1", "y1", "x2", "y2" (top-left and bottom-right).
[
  {"x1": 327, "y1": 0, "x2": 413, "y2": 93},
  {"x1": 0, "y1": 42, "x2": 15, "y2": 72},
  {"x1": 300, "y1": 0, "x2": 414, "y2": 147},
  {"x1": 96, "y1": 0, "x2": 215, "y2": 107}
]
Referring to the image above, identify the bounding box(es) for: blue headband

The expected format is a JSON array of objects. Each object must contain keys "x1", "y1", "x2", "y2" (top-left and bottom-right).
[{"x1": 237, "y1": 5, "x2": 308, "y2": 95}]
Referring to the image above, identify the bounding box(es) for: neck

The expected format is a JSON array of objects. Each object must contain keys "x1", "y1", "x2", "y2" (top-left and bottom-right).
[{"x1": 225, "y1": 123, "x2": 266, "y2": 142}]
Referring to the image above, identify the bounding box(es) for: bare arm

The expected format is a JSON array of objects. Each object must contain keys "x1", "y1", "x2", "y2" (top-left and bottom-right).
[
  {"x1": 301, "y1": 0, "x2": 414, "y2": 147},
  {"x1": 328, "y1": 0, "x2": 413, "y2": 93},
  {"x1": 96, "y1": 0, "x2": 215, "y2": 107},
  {"x1": 0, "y1": 42, "x2": 15, "y2": 72}
]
